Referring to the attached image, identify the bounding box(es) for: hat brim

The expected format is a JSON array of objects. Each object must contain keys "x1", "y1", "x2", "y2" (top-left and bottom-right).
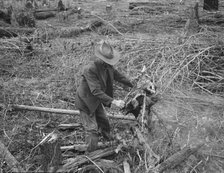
[{"x1": 94, "y1": 44, "x2": 121, "y2": 65}]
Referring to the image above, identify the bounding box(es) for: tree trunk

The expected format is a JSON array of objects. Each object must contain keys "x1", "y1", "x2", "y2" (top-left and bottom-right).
[{"x1": 204, "y1": 0, "x2": 219, "y2": 11}]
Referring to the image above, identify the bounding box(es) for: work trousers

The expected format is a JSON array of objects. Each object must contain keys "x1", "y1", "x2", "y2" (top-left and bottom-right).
[{"x1": 79, "y1": 104, "x2": 111, "y2": 152}]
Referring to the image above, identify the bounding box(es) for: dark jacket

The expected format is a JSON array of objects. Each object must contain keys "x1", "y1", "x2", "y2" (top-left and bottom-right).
[{"x1": 76, "y1": 60, "x2": 133, "y2": 114}]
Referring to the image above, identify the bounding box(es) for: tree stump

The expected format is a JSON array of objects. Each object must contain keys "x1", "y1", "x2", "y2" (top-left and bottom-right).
[
  {"x1": 58, "y1": 0, "x2": 65, "y2": 11},
  {"x1": 204, "y1": 0, "x2": 219, "y2": 11},
  {"x1": 77, "y1": 7, "x2": 82, "y2": 19},
  {"x1": 106, "y1": 5, "x2": 112, "y2": 13},
  {"x1": 39, "y1": 133, "x2": 62, "y2": 173},
  {"x1": 184, "y1": 2, "x2": 199, "y2": 37},
  {"x1": 25, "y1": 0, "x2": 34, "y2": 10}
]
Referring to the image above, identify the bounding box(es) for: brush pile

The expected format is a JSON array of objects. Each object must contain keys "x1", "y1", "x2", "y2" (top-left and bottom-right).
[{"x1": 116, "y1": 28, "x2": 224, "y2": 95}]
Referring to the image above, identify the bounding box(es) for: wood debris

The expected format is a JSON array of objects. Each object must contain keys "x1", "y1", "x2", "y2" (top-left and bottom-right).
[{"x1": 0, "y1": 140, "x2": 25, "y2": 172}]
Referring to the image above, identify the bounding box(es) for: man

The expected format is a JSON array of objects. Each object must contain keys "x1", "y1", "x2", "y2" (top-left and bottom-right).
[{"x1": 76, "y1": 40, "x2": 133, "y2": 152}]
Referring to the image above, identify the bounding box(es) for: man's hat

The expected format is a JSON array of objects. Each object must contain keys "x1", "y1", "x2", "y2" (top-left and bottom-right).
[{"x1": 94, "y1": 40, "x2": 121, "y2": 65}]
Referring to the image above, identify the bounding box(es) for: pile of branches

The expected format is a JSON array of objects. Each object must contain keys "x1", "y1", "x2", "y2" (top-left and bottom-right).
[{"x1": 116, "y1": 28, "x2": 224, "y2": 95}]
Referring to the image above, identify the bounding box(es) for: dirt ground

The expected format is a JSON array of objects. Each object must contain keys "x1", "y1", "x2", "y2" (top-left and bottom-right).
[{"x1": 1, "y1": 0, "x2": 224, "y2": 172}]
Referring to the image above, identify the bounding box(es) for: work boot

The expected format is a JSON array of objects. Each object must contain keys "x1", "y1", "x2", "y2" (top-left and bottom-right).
[{"x1": 86, "y1": 132, "x2": 99, "y2": 153}]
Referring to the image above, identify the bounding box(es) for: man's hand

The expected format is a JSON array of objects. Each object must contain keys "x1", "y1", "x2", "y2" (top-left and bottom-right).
[{"x1": 112, "y1": 99, "x2": 125, "y2": 108}]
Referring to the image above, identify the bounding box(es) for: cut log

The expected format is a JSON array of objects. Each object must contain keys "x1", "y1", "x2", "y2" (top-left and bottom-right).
[
  {"x1": 60, "y1": 147, "x2": 116, "y2": 172},
  {"x1": 0, "y1": 27, "x2": 35, "y2": 38},
  {"x1": 154, "y1": 144, "x2": 203, "y2": 173},
  {"x1": 39, "y1": 132, "x2": 62, "y2": 172},
  {"x1": 61, "y1": 141, "x2": 118, "y2": 151},
  {"x1": 0, "y1": 140, "x2": 25, "y2": 172},
  {"x1": 0, "y1": 104, "x2": 136, "y2": 120}
]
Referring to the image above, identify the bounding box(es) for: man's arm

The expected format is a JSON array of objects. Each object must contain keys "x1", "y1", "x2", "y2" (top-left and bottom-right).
[
  {"x1": 84, "y1": 66, "x2": 127, "y2": 108},
  {"x1": 114, "y1": 69, "x2": 133, "y2": 88}
]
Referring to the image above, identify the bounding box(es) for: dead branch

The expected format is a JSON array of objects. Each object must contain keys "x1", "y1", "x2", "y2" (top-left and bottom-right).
[
  {"x1": 61, "y1": 141, "x2": 118, "y2": 151},
  {"x1": 0, "y1": 140, "x2": 25, "y2": 172},
  {"x1": 123, "y1": 159, "x2": 131, "y2": 173},
  {"x1": 59, "y1": 147, "x2": 116, "y2": 172},
  {"x1": 135, "y1": 127, "x2": 160, "y2": 161},
  {"x1": 153, "y1": 144, "x2": 204, "y2": 173},
  {"x1": 58, "y1": 123, "x2": 82, "y2": 130},
  {"x1": 0, "y1": 27, "x2": 35, "y2": 38},
  {"x1": 0, "y1": 104, "x2": 135, "y2": 120}
]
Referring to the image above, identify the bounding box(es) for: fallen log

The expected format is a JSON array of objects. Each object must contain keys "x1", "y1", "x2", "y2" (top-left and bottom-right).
[
  {"x1": 39, "y1": 20, "x2": 103, "y2": 40},
  {"x1": 153, "y1": 144, "x2": 204, "y2": 173},
  {"x1": 34, "y1": 11, "x2": 56, "y2": 20},
  {"x1": 0, "y1": 27, "x2": 35, "y2": 38},
  {"x1": 34, "y1": 7, "x2": 72, "y2": 13},
  {"x1": 0, "y1": 104, "x2": 136, "y2": 120},
  {"x1": 60, "y1": 147, "x2": 116, "y2": 172},
  {"x1": 34, "y1": 8, "x2": 60, "y2": 13},
  {"x1": 61, "y1": 141, "x2": 118, "y2": 151},
  {"x1": 129, "y1": 2, "x2": 165, "y2": 10},
  {"x1": 0, "y1": 140, "x2": 25, "y2": 172}
]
